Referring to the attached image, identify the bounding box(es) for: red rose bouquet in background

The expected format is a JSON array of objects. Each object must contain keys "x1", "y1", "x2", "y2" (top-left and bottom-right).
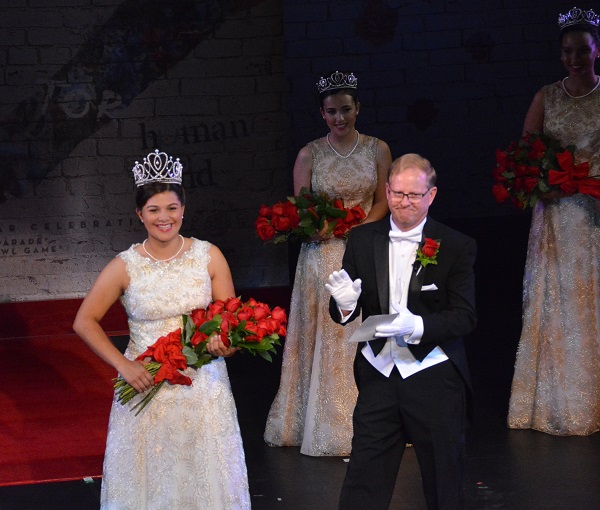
[
  {"x1": 255, "y1": 187, "x2": 366, "y2": 244},
  {"x1": 492, "y1": 131, "x2": 600, "y2": 209},
  {"x1": 114, "y1": 297, "x2": 287, "y2": 415}
]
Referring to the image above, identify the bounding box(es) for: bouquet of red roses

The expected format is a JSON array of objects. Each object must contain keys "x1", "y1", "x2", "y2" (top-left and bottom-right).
[
  {"x1": 114, "y1": 297, "x2": 287, "y2": 415},
  {"x1": 492, "y1": 131, "x2": 600, "y2": 209},
  {"x1": 255, "y1": 187, "x2": 366, "y2": 243}
]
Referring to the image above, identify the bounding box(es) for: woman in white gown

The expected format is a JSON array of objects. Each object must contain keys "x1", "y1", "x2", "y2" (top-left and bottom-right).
[
  {"x1": 74, "y1": 150, "x2": 250, "y2": 509},
  {"x1": 507, "y1": 7, "x2": 600, "y2": 436},
  {"x1": 264, "y1": 71, "x2": 391, "y2": 456}
]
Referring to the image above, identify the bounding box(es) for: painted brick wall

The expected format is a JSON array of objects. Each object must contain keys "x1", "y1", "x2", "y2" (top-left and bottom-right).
[
  {"x1": 0, "y1": 0, "x2": 587, "y2": 302},
  {"x1": 0, "y1": 0, "x2": 289, "y2": 302}
]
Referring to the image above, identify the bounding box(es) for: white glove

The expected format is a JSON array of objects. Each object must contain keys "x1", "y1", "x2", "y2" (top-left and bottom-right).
[
  {"x1": 374, "y1": 306, "x2": 416, "y2": 338},
  {"x1": 325, "y1": 270, "x2": 362, "y2": 311}
]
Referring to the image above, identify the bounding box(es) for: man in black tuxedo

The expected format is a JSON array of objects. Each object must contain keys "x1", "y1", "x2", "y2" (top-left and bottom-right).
[{"x1": 327, "y1": 153, "x2": 476, "y2": 510}]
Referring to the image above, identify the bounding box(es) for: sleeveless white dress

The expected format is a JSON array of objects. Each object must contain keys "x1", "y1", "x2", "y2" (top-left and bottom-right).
[
  {"x1": 101, "y1": 239, "x2": 250, "y2": 509},
  {"x1": 264, "y1": 135, "x2": 379, "y2": 456},
  {"x1": 507, "y1": 82, "x2": 600, "y2": 436}
]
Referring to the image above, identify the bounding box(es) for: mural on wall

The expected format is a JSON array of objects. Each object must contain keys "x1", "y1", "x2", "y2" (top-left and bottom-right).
[
  {"x1": 0, "y1": 0, "x2": 263, "y2": 201},
  {"x1": 0, "y1": 0, "x2": 289, "y2": 302}
]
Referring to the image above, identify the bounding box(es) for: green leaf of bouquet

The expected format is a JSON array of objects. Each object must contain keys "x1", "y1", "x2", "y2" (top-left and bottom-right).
[
  {"x1": 299, "y1": 217, "x2": 315, "y2": 228},
  {"x1": 198, "y1": 317, "x2": 220, "y2": 334},
  {"x1": 182, "y1": 345, "x2": 199, "y2": 365},
  {"x1": 325, "y1": 205, "x2": 346, "y2": 218}
]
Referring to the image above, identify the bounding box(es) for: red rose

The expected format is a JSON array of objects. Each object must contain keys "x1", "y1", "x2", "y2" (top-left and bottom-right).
[
  {"x1": 252, "y1": 303, "x2": 271, "y2": 321},
  {"x1": 272, "y1": 215, "x2": 292, "y2": 232},
  {"x1": 225, "y1": 297, "x2": 243, "y2": 313},
  {"x1": 421, "y1": 238, "x2": 440, "y2": 258},
  {"x1": 190, "y1": 308, "x2": 208, "y2": 326},
  {"x1": 255, "y1": 217, "x2": 275, "y2": 241},
  {"x1": 243, "y1": 322, "x2": 260, "y2": 342},
  {"x1": 191, "y1": 330, "x2": 209, "y2": 346},
  {"x1": 492, "y1": 183, "x2": 510, "y2": 203},
  {"x1": 207, "y1": 300, "x2": 225, "y2": 318},
  {"x1": 236, "y1": 305, "x2": 255, "y2": 322},
  {"x1": 333, "y1": 221, "x2": 348, "y2": 238},
  {"x1": 522, "y1": 177, "x2": 539, "y2": 193},
  {"x1": 270, "y1": 306, "x2": 287, "y2": 324},
  {"x1": 258, "y1": 204, "x2": 271, "y2": 218}
]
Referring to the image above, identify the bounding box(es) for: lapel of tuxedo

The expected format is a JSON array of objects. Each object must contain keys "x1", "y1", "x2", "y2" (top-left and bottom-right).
[
  {"x1": 368, "y1": 218, "x2": 391, "y2": 357},
  {"x1": 373, "y1": 219, "x2": 390, "y2": 313},
  {"x1": 408, "y1": 218, "x2": 436, "y2": 306}
]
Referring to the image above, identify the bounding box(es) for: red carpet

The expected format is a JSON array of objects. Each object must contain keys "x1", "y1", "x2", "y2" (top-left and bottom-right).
[{"x1": 0, "y1": 335, "x2": 116, "y2": 486}]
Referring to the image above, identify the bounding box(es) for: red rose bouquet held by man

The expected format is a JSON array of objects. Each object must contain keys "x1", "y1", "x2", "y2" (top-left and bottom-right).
[
  {"x1": 492, "y1": 131, "x2": 600, "y2": 209},
  {"x1": 255, "y1": 187, "x2": 366, "y2": 244},
  {"x1": 114, "y1": 297, "x2": 287, "y2": 415}
]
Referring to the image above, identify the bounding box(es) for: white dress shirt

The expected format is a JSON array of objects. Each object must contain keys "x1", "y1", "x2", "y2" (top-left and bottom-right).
[{"x1": 361, "y1": 217, "x2": 449, "y2": 378}]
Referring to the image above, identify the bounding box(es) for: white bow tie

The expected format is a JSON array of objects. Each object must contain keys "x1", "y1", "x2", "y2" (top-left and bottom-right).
[{"x1": 389, "y1": 230, "x2": 422, "y2": 243}]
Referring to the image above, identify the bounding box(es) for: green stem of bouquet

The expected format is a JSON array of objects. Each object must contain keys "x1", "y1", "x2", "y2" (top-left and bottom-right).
[{"x1": 113, "y1": 361, "x2": 162, "y2": 409}]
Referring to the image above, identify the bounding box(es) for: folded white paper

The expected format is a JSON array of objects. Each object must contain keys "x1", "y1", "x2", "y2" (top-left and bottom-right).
[{"x1": 348, "y1": 313, "x2": 398, "y2": 343}]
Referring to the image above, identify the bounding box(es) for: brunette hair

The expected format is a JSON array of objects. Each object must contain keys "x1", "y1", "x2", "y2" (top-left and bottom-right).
[
  {"x1": 560, "y1": 22, "x2": 600, "y2": 45},
  {"x1": 135, "y1": 182, "x2": 186, "y2": 209}
]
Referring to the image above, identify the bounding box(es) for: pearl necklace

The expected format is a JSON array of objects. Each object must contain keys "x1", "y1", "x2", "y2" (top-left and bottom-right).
[
  {"x1": 561, "y1": 75, "x2": 600, "y2": 98},
  {"x1": 327, "y1": 130, "x2": 360, "y2": 159},
  {"x1": 142, "y1": 234, "x2": 185, "y2": 262}
]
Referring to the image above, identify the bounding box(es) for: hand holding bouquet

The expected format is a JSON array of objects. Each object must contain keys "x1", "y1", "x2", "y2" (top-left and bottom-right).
[
  {"x1": 114, "y1": 297, "x2": 287, "y2": 415},
  {"x1": 255, "y1": 187, "x2": 366, "y2": 244},
  {"x1": 492, "y1": 132, "x2": 600, "y2": 209}
]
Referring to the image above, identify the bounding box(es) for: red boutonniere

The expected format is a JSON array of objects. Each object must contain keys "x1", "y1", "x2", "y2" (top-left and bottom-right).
[{"x1": 416, "y1": 238, "x2": 440, "y2": 268}]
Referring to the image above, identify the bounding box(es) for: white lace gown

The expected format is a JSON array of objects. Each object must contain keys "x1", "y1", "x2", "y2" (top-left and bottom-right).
[
  {"x1": 101, "y1": 239, "x2": 250, "y2": 509},
  {"x1": 507, "y1": 82, "x2": 600, "y2": 436},
  {"x1": 264, "y1": 135, "x2": 379, "y2": 456}
]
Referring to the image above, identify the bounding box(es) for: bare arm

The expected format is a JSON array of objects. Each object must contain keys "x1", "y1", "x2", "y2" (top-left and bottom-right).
[
  {"x1": 523, "y1": 89, "x2": 545, "y2": 135},
  {"x1": 206, "y1": 244, "x2": 238, "y2": 357},
  {"x1": 73, "y1": 256, "x2": 155, "y2": 392},
  {"x1": 293, "y1": 145, "x2": 314, "y2": 195},
  {"x1": 363, "y1": 139, "x2": 392, "y2": 224}
]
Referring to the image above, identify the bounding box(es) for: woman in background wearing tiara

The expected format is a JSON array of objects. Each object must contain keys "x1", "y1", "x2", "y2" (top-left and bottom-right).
[
  {"x1": 264, "y1": 71, "x2": 392, "y2": 456},
  {"x1": 507, "y1": 7, "x2": 600, "y2": 436},
  {"x1": 73, "y1": 150, "x2": 251, "y2": 509}
]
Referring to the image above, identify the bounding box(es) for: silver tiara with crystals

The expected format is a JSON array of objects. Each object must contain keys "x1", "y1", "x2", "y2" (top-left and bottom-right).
[
  {"x1": 316, "y1": 71, "x2": 358, "y2": 93},
  {"x1": 558, "y1": 6, "x2": 600, "y2": 29},
  {"x1": 132, "y1": 149, "x2": 183, "y2": 187}
]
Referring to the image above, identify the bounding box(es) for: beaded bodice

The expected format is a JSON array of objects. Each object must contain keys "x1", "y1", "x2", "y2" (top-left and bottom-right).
[{"x1": 118, "y1": 238, "x2": 211, "y2": 359}]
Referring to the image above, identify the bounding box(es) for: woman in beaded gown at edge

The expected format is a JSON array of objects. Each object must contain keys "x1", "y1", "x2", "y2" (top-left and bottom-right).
[
  {"x1": 507, "y1": 7, "x2": 600, "y2": 436},
  {"x1": 264, "y1": 71, "x2": 392, "y2": 456},
  {"x1": 73, "y1": 150, "x2": 251, "y2": 509}
]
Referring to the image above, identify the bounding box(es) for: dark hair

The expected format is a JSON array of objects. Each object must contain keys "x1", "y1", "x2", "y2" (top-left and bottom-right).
[
  {"x1": 560, "y1": 23, "x2": 600, "y2": 45},
  {"x1": 319, "y1": 87, "x2": 359, "y2": 108},
  {"x1": 135, "y1": 182, "x2": 186, "y2": 209}
]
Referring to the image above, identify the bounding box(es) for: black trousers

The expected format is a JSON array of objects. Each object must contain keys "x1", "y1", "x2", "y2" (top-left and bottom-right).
[{"x1": 339, "y1": 356, "x2": 467, "y2": 510}]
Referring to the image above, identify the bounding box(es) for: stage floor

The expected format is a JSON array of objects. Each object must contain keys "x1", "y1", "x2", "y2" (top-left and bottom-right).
[{"x1": 2, "y1": 215, "x2": 599, "y2": 509}]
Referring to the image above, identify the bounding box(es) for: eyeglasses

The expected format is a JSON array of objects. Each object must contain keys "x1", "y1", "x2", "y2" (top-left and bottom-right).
[{"x1": 387, "y1": 187, "x2": 432, "y2": 203}]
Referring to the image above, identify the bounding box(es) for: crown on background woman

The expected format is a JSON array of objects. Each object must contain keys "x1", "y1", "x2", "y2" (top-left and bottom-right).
[
  {"x1": 316, "y1": 71, "x2": 358, "y2": 93},
  {"x1": 558, "y1": 6, "x2": 600, "y2": 29},
  {"x1": 132, "y1": 149, "x2": 183, "y2": 187}
]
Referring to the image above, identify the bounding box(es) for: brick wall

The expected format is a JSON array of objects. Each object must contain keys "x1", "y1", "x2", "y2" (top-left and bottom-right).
[
  {"x1": 0, "y1": 0, "x2": 585, "y2": 302},
  {"x1": 282, "y1": 0, "x2": 572, "y2": 217},
  {"x1": 0, "y1": 0, "x2": 289, "y2": 302}
]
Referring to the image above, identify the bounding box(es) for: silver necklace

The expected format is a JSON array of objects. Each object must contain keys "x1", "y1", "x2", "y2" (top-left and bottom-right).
[
  {"x1": 562, "y1": 75, "x2": 600, "y2": 98},
  {"x1": 142, "y1": 234, "x2": 185, "y2": 262},
  {"x1": 327, "y1": 130, "x2": 360, "y2": 159}
]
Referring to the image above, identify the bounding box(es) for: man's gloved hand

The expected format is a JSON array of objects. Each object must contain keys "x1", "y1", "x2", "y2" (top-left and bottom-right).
[
  {"x1": 325, "y1": 269, "x2": 362, "y2": 311},
  {"x1": 374, "y1": 305, "x2": 416, "y2": 338}
]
